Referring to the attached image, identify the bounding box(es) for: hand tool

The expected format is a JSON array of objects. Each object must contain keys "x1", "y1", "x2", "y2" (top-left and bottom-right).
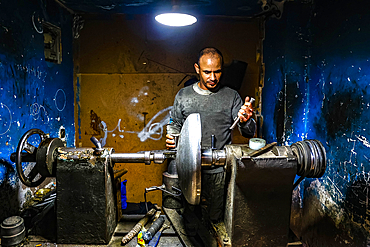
[
  {"x1": 143, "y1": 215, "x2": 165, "y2": 242},
  {"x1": 148, "y1": 224, "x2": 170, "y2": 247},
  {"x1": 229, "y1": 97, "x2": 255, "y2": 130},
  {"x1": 121, "y1": 208, "x2": 157, "y2": 245}
]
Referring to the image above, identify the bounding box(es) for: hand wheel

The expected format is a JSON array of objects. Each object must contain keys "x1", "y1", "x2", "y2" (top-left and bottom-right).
[{"x1": 15, "y1": 129, "x2": 48, "y2": 187}]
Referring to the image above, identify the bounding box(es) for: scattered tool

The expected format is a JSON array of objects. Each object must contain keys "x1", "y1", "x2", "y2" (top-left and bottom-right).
[
  {"x1": 143, "y1": 216, "x2": 165, "y2": 242},
  {"x1": 121, "y1": 208, "x2": 157, "y2": 245},
  {"x1": 229, "y1": 97, "x2": 255, "y2": 130},
  {"x1": 148, "y1": 224, "x2": 171, "y2": 247}
]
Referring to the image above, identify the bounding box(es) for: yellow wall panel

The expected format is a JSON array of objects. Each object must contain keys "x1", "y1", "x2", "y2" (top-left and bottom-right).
[{"x1": 77, "y1": 73, "x2": 183, "y2": 204}]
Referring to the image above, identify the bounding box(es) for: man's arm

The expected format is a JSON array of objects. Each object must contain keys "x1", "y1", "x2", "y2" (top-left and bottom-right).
[
  {"x1": 166, "y1": 95, "x2": 183, "y2": 149},
  {"x1": 238, "y1": 117, "x2": 256, "y2": 138}
]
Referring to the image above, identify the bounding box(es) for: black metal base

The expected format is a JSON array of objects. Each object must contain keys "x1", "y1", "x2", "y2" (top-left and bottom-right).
[{"x1": 56, "y1": 148, "x2": 116, "y2": 244}]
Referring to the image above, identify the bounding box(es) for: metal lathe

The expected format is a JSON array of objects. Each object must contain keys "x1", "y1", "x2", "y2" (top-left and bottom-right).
[{"x1": 11, "y1": 113, "x2": 326, "y2": 246}]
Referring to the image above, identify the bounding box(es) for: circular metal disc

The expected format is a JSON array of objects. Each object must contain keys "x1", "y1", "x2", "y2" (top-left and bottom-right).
[
  {"x1": 291, "y1": 144, "x2": 303, "y2": 175},
  {"x1": 312, "y1": 139, "x2": 327, "y2": 177},
  {"x1": 176, "y1": 113, "x2": 202, "y2": 205},
  {"x1": 305, "y1": 140, "x2": 318, "y2": 178},
  {"x1": 36, "y1": 138, "x2": 64, "y2": 177},
  {"x1": 297, "y1": 142, "x2": 310, "y2": 177}
]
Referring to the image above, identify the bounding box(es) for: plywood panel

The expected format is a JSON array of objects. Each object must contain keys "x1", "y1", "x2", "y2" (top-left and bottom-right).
[{"x1": 77, "y1": 73, "x2": 183, "y2": 204}]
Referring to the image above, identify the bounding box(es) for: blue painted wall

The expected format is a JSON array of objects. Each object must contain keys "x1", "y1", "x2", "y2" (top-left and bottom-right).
[
  {"x1": 0, "y1": 0, "x2": 74, "y2": 222},
  {"x1": 263, "y1": 0, "x2": 370, "y2": 245}
]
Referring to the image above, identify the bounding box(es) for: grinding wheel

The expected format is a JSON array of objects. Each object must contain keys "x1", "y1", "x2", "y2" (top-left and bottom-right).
[{"x1": 175, "y1": 113, "x2": 202, "y2": 205}]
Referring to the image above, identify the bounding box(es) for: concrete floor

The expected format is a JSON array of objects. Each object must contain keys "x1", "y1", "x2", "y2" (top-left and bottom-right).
[
  {"x1": 1, "y1": 216, "x2": 304, "y2": 247},
  {"x1": 19, "y1": 217, "x2": 183, "y2": 247}
]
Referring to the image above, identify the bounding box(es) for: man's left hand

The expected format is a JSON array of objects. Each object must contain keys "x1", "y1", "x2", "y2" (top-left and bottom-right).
[{"x1": 238, "y1": 96, "x2": 254, "y2": 123}]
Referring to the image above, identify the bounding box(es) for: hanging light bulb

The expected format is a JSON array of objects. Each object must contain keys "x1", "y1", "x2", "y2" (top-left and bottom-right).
[
  {"x1": 155, "y1": 3, "x2": 197, "y2": 27},
  {"x1": 155, "y1": 12, "x2": 197, "y2": 26}
]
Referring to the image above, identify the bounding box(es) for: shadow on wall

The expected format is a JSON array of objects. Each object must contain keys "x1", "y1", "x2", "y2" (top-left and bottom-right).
[
  {"x1": 0, "y1": 159, "x2": 20, "y2": 223},
  {"x1": 301, "y1": 215, "x2": 363, "y2": 247},
  {"x1": 291, "y1": 180, "x2": 369, "y2": 247},
  {"x1": 344, "y1": 178, "x2": 370, "y2": 240},
  {"x1": 317, "y1": 83, "x2": 364, "y2": 140}
]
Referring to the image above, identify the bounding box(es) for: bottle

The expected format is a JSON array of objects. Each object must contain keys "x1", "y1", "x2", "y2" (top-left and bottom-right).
[{"x1": 121, "y1": 179, "x2": 127, "y2": 209}]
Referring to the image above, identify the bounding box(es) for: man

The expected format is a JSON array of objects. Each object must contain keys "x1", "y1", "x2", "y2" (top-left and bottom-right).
[{"x1": 166, "y1": 47, "x2": 256, "y2": 222}]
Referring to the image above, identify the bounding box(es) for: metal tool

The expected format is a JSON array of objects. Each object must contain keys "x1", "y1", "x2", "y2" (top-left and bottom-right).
[
  {"x1": 229, "y1": 97, "x2": 255, "y2": 130},
  {"x1": 121, "y1": 208, "x2": 157, "y2": 245},
  {"x1": 143, "y1": 216, "x2": 165, "y2": 242},
  {"x1": 1, "y1": 216, "x2": 26, "y2": 246},
  {"x1": 148, "y1": 224, "x2": 170, "y2": 247}
]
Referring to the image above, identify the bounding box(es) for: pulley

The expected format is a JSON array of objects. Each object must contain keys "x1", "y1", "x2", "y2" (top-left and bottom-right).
[{"x1": 291, "y1": 139, "x2": 326, "y2": 178}]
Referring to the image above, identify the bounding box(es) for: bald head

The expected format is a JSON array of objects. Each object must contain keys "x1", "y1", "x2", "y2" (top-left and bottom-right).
[{"x1": 197, "y1": 47, "x2": 224, "y2": 67}]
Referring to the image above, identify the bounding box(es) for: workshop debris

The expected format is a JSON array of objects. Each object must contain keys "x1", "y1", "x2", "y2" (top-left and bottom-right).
[
  {"x1": 1, "y1": 216, "x2": 26, "y2": 246},
  {"x1": 148, "y1": 223, "x2": 170, "y2": 247},
  {"x1": 121, "y1": 208, "x2": 156, "y2": 245},
  {"x1": 142, "y1": 215, "x2": 165, "y2": 242}
]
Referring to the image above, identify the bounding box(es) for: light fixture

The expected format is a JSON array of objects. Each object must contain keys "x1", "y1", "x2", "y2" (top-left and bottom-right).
[
  {"x1": 155, "y1": 2, "x2": 197, "y2": 27},
  {"x1": 155, "y1": 12, "x2": 197, "y2": 27}
]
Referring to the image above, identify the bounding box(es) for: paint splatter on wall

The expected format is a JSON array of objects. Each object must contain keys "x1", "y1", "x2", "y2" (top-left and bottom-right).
[
  {"x1": 263, "y1": 0, "x2": 370, "y2": 244},
  {"x1": 0, "y1": 0, "x2": 74, "y2": 222}
]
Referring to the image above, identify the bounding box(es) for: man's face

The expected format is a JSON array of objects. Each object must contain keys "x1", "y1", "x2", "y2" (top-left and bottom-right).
[{"x1": 194, "y1": 54, "x2": 222, "y2": 91}]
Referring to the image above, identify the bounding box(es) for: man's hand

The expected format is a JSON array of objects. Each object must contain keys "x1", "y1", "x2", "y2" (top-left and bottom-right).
[
  {"x1": 166, "y1": 134, "x2": 176, "y2": 149},
  {"x1": 238, "y1": 96, "x2": 254, "y2": 123}
]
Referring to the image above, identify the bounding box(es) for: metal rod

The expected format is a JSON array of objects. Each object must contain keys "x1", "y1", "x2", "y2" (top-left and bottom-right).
[
  {"x1": 111, "y1": 151, "x2": 167, "y2": 164},
  {"x1": 249, "y1": 142, "x2": 277, "y2": 157},
  {"x1": 121, "y1": 208, "x2": 157, "y2": 245},
  {"x1": 110, "y1": 153, "x2": 148, "y2": 163}
]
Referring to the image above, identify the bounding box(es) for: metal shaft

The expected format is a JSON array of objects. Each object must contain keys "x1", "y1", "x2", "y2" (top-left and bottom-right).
[
  {"x1": 110, "y1": 149, "x2": 227, "y2": 167},
  {"x1": 110, "y1": 152, "x2": 166, "y2": 164},
  {"x1": 201, "y1": 149, "x2": 227, "y2": 167}
]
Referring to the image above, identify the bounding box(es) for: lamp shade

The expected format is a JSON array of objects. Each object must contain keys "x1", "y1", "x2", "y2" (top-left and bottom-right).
[{"x1": 155, "y1": 13, "x2": 197, "y2": 26}]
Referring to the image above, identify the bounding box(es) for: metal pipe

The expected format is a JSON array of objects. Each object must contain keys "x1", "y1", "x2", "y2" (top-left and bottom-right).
[
  {"x1": 111, "y1": 153, "x2": 149, "y2": 163},
  {"x1": 143, "y1": 216, "x2": 165, "y2": 242},
  {"x1": 90, "y1": 136, "x2": 102, "y2": 150},
  {"x1": 110, "y1": 152, "x2": 166, "y2": 164},
  {"x1": 121, "y1": 208, "x2": 157, "y2": 245}
]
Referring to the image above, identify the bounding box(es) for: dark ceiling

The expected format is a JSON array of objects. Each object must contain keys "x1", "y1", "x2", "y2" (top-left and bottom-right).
[{"x1": 59, "y1": 0, "x2": 273, "y2": 18}]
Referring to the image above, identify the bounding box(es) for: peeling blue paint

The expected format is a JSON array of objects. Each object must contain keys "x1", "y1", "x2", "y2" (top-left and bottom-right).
[
  {"x1": 0, "y1": 0, "x2": 75, "y2": 221},
  {"x1": 263, "y1": 0, "x2": 370, "y2": 243}
]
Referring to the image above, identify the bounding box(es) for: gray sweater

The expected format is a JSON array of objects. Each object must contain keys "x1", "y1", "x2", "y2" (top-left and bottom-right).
[{"x1": 167, "y1": 83, "x2": 256, "y2": 152}]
